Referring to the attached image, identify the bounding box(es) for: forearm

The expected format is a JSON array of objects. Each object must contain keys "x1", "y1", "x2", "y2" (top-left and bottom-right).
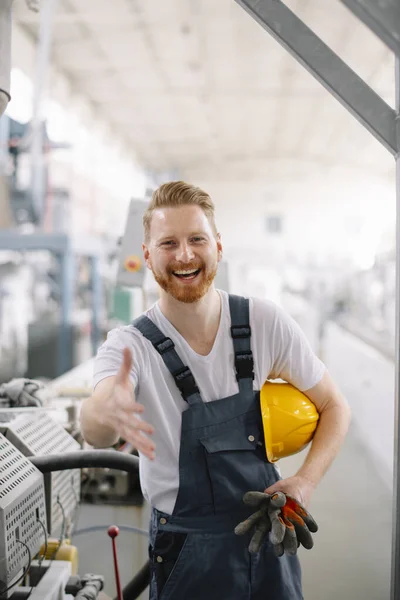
[
  {"x1": 296, "y1": 401, "x2": 351, "y2": 487},
  {"x1": 80, "y1": 395, "x2": 120, "y2": 448}
]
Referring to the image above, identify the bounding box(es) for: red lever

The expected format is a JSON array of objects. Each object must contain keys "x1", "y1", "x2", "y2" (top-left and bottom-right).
[{"x1": 108, "y1": 525, "x2": 123, "y2": 600}]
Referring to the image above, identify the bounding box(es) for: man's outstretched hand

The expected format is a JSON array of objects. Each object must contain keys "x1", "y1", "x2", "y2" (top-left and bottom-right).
[{"x1": 101, "y1": 348, "x2": 156, "y2": 460}]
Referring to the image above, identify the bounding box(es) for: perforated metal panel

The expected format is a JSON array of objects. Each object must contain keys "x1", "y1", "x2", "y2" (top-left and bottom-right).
[
  {"x1": 3, "y1": 412, "x2": 81, "y2": 536},
  {"x1": 0, "y1": 433, "x2": 46, "y2": 595}
]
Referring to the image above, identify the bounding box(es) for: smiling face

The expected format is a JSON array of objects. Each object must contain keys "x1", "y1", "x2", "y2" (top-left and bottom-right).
[{"x1": 143, "y1": 204, "x2": 222, "y2": 304}]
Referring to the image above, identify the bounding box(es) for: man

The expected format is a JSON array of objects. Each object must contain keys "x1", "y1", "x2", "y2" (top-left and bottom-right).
[{"x1": 80, "y1": 181, "x2": 351, "y2": 600}]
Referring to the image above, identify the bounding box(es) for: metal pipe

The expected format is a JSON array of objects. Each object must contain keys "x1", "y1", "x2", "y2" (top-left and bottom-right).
[
  {"x1": 391, "y1": 54, "x2": 400, "y2": 600},
  {"x1": 117, "y1": 561, "x2": 150, "y2": 600},
  {"x1": 58, "y1": 249, "x2": 75, "y2": 376},
  {"x1": 0, "y1": 0, "x2": 13, "y2": 117},
  {"x1": 30, "y1": 0, "x2": 59, "y2": 225},
  {"x1": 90, "y1": 255, "x2": 102, "y2": 356},
  {"x1": 28, "y1": 450, "x2": 140, "y2": 473}
]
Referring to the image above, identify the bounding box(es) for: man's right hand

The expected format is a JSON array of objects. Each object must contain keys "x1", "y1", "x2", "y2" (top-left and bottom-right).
[{"x1": 102, "y1": 348, "x2": 156, "y2": 460}]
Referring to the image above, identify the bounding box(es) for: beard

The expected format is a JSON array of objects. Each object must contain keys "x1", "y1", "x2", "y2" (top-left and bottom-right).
[{"x1": 151, "y1": 257, "x2": 218, "y2": 304}]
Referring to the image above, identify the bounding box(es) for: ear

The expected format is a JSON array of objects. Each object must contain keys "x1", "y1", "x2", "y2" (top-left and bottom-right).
[
  {"x1": 216, "y1": 233, "x2": 223, "y2": 263},
  {"x1": 142, "y1": 243, "x2": 152, "y2": 270}
]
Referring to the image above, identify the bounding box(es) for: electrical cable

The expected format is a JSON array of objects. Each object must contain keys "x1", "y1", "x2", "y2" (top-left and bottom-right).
[
  {"x1": 70, "y1": 474, "x2": 81, "y2": 536},
  {"x1": 50, "y1": 497, "x2": 66, "y2": 562},
  {"x1": 36, "y1": 517, "x2": 48, "y2": 567},
  {"x1": 0, "y1": 539, "x2": 32, "y2": 594}
]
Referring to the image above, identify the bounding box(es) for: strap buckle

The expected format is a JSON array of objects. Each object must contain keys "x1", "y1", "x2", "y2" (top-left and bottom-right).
[
  {"x1": 172, "y1": 366, "x2": 200, "y2": 399},
  {"x1": 231, "y1": 325, "x2": 251, "y2": 339},
  {"x1": 234, "y1": 351, "x2": 254, "y2": 381},
  {"x1": 155, "y1": 337, "x2": 174, "y2": 355}
]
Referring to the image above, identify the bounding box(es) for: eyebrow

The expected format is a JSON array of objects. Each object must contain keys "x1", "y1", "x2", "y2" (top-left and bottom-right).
[{"x1": 157, "y1": 232, "x2": 209, "y2": 242}]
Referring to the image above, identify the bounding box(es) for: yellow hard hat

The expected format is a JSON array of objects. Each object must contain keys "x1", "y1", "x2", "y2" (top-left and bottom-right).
[{"x1": 260, "y1": 381, "x2": 319, "y2": 462}]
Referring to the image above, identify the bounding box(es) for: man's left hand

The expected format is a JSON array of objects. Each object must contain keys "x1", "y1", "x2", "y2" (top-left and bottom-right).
[
  {"x1": 265, "y1": 476, "x2": 319, "y2": 554},
  {"x1": 264, "y1": 474, "x2": 315, "y2": 508}
]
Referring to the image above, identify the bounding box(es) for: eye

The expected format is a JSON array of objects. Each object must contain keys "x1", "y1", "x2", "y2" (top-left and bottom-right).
[
  {"x1": 191, "y1": 236, "x2": 205, "y2": 243},
  {"x1": 161, "y1": 240, "x2": 175, "y2": 246}
]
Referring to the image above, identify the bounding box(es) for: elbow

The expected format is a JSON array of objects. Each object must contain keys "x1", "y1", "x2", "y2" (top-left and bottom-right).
[{"x1": 318, "y1": 395, "x2": 352, "y2": 429}]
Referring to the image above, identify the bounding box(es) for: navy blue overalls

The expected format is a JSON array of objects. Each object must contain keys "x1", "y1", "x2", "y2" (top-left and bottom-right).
[{"x1": 133, "y1": 295, "x2": 303, "y2": 600}]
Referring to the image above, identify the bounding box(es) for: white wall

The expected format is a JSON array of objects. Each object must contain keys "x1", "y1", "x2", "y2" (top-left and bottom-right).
[
  {"x1": 184, "y1": 171, "x2": 395, "y2": 304},
  {"x1": 193, "y1": 172, "x2": 395, "y2": 265}
]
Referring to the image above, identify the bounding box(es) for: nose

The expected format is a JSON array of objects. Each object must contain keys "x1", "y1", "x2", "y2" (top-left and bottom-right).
[{"x1": 176, "y1": 242, "x2": 195, "y2": 263}]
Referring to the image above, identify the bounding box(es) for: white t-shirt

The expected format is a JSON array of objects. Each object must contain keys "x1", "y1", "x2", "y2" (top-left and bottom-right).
[{"x1": 93, "y1": 290, "x2": 325, "y2": 514}]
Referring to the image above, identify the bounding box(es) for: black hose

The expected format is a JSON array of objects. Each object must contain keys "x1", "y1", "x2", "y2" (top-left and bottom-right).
[
  {"x1": 116, "y1": 560, "x2": 151, "y2": 600},
  {"x1": 28, "y1": 450, "x2": 139, "y2": 473}
]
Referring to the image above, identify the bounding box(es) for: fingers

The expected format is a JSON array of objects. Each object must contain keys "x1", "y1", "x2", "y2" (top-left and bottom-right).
[
  {"x1": 242, "y1": 491, "x2": 269, "y2": 507},
  {"x1": 270, "y1": 492, "x2": 286, "y2": 509},
  {"x1": 116, "y1": 408, "x2": 155, "y2": 459},
  {"x1": 283, "y1": 508, "x2": 314, "y2": 549},
  {"x1": 119, "y1": 422, "x2": 156, "y2": 460},
  {"x1": 291, "y1": 520, "x2": 314, "y2": 550},
  {"x1": 116, "y1": 348, "x2": 133, "y2": 386},
  {"x1": 285, "y1": 495, "x2": 318, "y2": 533},
  {"x1": 269, "y1": 510, "x2": 286, "y2": 545},
  {"x1": 281, "y1": 506, "x2": 316, "y2": 550},
  {"x1": 249, "y1": 518, "x2": 270, "y2": 554},
  {"x1": 273, "y1": 542, "x2": 284, "y2": 557},
  {"x1": 111, "y1": 375, "x2": 156, "y2": 459},
  {"x1": 115, "y1": 408, "x2": 154, "y2": 434},
  {"x1": 281, "y1": 518, "x2": 298, "y2": 556},
  {"x1": 269, "y1": 494, "x2": 317, "y2": 555},
  {"x1": 234, "y1": 508, "x2": 266, "y2": 536},
  {"x1": 302, "y1": 515, "x2": 318, "y2": 534}
]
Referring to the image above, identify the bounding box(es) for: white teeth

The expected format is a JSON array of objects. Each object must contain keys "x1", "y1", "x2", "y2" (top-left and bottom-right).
[{"x1": 174, "y1": 269, "x2": 198, "y2": 275}]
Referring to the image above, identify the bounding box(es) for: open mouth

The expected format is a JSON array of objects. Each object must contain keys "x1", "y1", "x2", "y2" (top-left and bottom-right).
[{"x1": 172, "y1": 268, "x2": 201, "y2": 282}]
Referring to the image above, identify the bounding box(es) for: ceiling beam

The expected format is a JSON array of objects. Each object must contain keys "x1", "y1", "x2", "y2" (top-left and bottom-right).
[
  {"x1": 234, "y1": 0, "x2": 398, "y2": 156},
  {"x1": 340, "y1": 0, "x2": 400, "y2": 57}
]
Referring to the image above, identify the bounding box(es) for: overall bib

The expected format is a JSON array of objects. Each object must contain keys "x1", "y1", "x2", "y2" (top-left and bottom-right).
[{"x1": 133, "y1": 295, "x2": 303, "y2": 600}]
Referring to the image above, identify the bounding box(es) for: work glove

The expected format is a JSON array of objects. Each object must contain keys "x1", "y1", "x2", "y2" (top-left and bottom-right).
[
  {"x1": 234, "y1": 491, "x2": 318, "y2": 556},
  {"x1": 276, "y1": 494, "x2": 318, "y2": 556}
]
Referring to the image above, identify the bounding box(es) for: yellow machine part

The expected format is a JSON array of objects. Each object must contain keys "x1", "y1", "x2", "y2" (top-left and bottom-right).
[
  {"x1": 39, "y1": 539, "x2": 78, "y2": 575},
  {"x1": 260, "y1": 381, "x2": 319, "y2": 462}
]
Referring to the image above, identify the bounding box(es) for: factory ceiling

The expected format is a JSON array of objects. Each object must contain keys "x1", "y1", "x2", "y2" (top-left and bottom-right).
[{"x1": 12, "y1": 0, "x2": 396, "y2": 183}]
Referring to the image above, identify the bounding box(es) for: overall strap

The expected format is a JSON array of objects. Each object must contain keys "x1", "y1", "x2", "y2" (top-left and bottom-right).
[
  {"x1": 132, "y1": 315, "x2": 203, "y2": 406},
  {"x1": 228, "y1": 295, "x2": 254, "y2": 395}
]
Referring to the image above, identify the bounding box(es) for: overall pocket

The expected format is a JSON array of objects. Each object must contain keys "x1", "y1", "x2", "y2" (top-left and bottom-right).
[
  {"x1": 150, "y1": 530, "x2": 189, "y2": 599},
  {"x1": 199, "y1": 422, "x2": 278, "y2": 513}
]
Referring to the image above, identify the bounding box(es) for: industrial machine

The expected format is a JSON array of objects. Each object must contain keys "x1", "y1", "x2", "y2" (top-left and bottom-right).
[
  {"x1": 0, "y1": 411, "x2": 81, "y2": 536},
  {"x1": 0, "y1": 405, "x2": 149, "y2": 600}
]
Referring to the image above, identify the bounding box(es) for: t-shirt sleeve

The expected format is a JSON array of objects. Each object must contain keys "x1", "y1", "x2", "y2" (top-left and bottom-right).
[
  {"x1": 268, "y1": 303, "x2": 326, "y2": 391},
  {"x1": 92, "y1": 327, "x2": 140, "y2": 391}
]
